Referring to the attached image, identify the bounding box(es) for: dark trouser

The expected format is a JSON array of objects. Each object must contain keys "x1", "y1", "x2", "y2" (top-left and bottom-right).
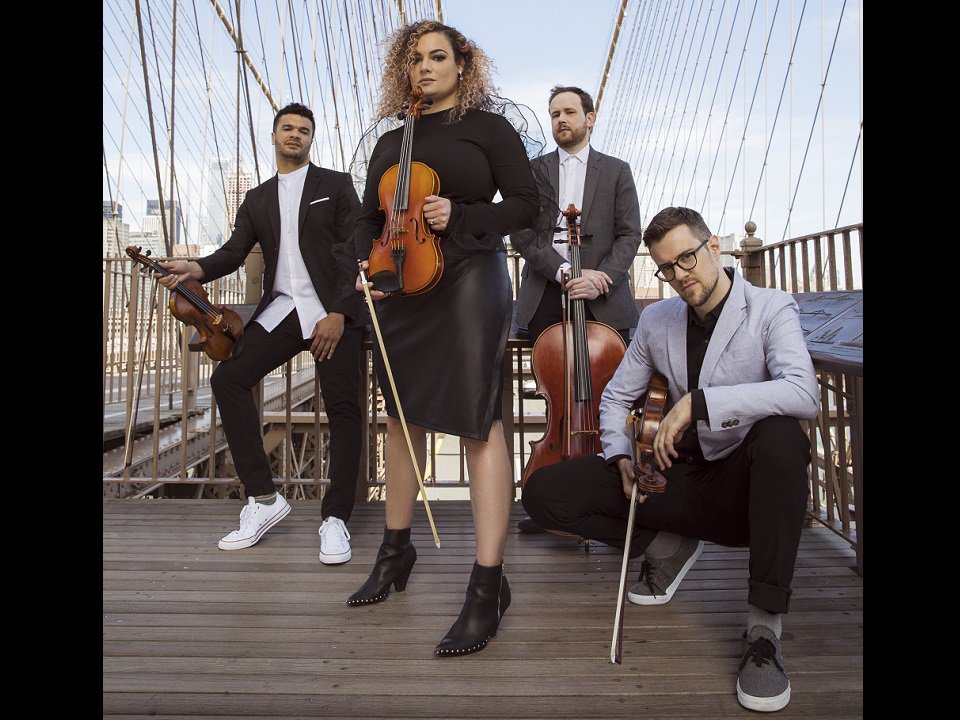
[
  {"x1": 210, "y1": 310, "x2": 363, "y2": 522},
  {"x1": 527, "y1": 281, "x2": 631, "y2": 345},
  {"x1": 522, "y1": 416, "x2": 811, "y2": 614}
]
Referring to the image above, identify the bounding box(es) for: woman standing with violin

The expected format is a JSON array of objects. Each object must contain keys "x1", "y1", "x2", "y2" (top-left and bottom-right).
[{"x1": 349, "y1": 21, "x2": 542, "y2": 657}]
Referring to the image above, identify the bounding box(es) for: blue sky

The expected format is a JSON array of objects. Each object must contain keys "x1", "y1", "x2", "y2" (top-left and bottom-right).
[
  {"x1": 444, "y1": 0, "x2": 862, "y2": 242},
  {"x1": 441, "y1": 0, "x2": 621, "y2": 150}
]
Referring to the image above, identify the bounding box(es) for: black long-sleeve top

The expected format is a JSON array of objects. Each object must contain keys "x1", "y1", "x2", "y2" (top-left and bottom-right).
[{"x1": 354, "y1": 109, "x2": 540, "y2": 259}]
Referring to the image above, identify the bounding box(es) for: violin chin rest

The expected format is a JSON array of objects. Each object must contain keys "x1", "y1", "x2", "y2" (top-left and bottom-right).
[{"x1": 368, "y1": 270, "x2": 403, "y2": 294}]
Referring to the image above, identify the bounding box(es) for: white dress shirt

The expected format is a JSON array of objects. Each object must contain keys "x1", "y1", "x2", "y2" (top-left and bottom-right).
[
  {"x1": 255, "y1": 163, "x2": 328, "y2": 338},
  {"x1": 555, "y1": 145, "x2": 590, "y2": 282}
]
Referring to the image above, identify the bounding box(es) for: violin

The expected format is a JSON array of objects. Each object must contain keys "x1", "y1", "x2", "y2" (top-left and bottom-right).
[
  {"x1": 522, "y1": 204, "x2": 627, "y2": 485},
  {"x1": 125, "y1": 245, "x2": 244, "y2": 361},
  {"x1": 626, "y1": 372, "x2": 669, "y2": 495},
  {"x1": 367, "y1": 87, "x2": 443, "y2": 295}
]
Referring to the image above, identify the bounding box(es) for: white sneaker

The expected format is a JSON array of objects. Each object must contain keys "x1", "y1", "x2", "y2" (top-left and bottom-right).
[
  {"x1": 218, "y1": 495, "x2": 291, "y2": 550},
  {"x1": 319, "y1": 516, "x2": 352, "y2": 564}
]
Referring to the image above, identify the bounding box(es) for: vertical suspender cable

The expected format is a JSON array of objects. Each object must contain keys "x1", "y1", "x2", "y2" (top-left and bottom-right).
[{"x1": 135, "y1": 0, "x2": 172, "y2": 256}]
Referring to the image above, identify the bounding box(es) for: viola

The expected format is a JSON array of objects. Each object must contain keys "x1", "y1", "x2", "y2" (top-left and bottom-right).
[
  {"x1": 626, "y1": 372, "x2": 669, "y2": 495},
  {"x1": 367, "y1": 87, "x2": 443, "y2": 295},
  {"x1": 125, "y1": 245, "x2": 244, "y2": 361},
  {"x1": 522, "y1": 204, "x2": 627, "y2": 486}
]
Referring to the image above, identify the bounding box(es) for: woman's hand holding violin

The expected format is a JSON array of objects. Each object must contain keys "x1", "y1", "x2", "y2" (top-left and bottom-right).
[{"x1": 423, "y1": 195, "x2": 451, "y2": 232}]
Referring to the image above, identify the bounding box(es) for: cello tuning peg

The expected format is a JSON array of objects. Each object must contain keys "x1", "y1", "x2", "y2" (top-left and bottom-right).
[{"x1": 144, "y1": 249, "x2": 152, "y2": 257}]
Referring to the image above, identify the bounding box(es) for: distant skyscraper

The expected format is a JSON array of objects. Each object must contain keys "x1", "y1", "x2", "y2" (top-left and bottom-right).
[
  {"x1": 717, "y1": 233, "x2": 738, "y2": 269},
  {"x1": 202, "y1": 159, "x2": 229, "y2": 247},
  {"x1": 128, "y1": 230, "x2": 165, "y2": 258},
  {"x1": 103, "y1": 201, "x2": 122, "y2": 221},
  {"x1": 146, "y1": 199, "x2": 184, "y2": 246},
  {"x1": 226, "y1": 168, "x2": 253, "y2": 234},
  {"x1": 103, "y1": 201, "x2": 129, "y2": 257}
]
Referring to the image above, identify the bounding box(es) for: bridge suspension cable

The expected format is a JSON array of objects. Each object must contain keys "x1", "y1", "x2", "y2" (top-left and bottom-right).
[{"x1": 590, "y1": 0, "x2": 862, "y2": 241}]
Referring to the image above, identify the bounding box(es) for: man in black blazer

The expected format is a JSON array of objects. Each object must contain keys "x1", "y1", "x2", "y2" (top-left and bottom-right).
[
  {"x1": 511, "y1": 86, "x2": 643, "y2": 533},
  {"x1": 158, "y1": 103, "x2": 364, "y2": 564}
]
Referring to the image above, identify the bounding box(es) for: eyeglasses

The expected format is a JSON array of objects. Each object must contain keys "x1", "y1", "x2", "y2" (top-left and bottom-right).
[{"x1": 654, "y1": 237, "x2": 710, "y2": 282}]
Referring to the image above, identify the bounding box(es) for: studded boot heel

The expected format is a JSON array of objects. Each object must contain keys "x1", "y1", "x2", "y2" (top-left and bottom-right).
[
  {"x1": 434, "y1": 561, "x2": 511, "y2": 656},
  {"x1": 346, "y1": 527, "x2": 417, "y2": 605}
]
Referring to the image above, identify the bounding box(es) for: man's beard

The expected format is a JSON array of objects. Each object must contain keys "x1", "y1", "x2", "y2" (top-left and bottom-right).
[{"x1": 555, "y1": 124, "x2": 588, "y2": 150}]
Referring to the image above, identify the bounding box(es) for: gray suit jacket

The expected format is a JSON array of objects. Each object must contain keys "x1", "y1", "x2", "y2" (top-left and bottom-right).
[
  {"x1": 599, "y1": 272, "x2": 819, "y2": 462},
  {"x1": 511, "y1": 148, "x2": 642, "y2": 332}
]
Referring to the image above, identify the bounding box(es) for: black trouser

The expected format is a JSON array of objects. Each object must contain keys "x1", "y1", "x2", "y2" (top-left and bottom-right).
[
  {"x1": 522, "y1": 416, "x2": 811, "y2": 614},
  {"x1": 527, "y1": 281, "x2": 630, "y2": 345},
  {"x1": 210, "y1": 310, "x2": 363, "y2": 522}
]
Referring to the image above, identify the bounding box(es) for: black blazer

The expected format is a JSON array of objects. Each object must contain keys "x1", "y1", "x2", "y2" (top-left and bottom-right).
[{"x1": 197, "y1": 162, "x2": 363, "y2": 327}]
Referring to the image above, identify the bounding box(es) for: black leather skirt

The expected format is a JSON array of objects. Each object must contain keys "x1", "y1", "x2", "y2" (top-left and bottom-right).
[{"x1": 373, "y1": 250, "x2": 511, "y2": 441}]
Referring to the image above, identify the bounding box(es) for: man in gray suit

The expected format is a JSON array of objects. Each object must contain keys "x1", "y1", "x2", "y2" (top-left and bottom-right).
[
  {"x1": 512, "y1": 85, "x2": 642, "y2": 533},
  {"x1": 522, "y1": 207, "x2": 818, "y2": 713},
  {"x1": 512, "y1": 85, "x2": 642, "y2": 343}
]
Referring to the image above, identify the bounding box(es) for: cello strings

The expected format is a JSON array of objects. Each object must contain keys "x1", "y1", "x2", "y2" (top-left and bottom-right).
[{"x1": 570, "y1": 229, "x2": 596, "y2": 432}]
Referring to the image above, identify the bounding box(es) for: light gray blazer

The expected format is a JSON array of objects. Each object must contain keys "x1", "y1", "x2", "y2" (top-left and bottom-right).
[
  {"x1": 599, "y1": 271, "x2": 820, "y2": 462},
  {"x1": 511, "y1": 148, "x2": 642, "y2": 332}
]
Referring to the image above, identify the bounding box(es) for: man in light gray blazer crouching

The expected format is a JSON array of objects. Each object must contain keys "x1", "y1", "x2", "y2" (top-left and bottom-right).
[{"x1": 522, "y1": 206, "x2": 819, "y2": 713}]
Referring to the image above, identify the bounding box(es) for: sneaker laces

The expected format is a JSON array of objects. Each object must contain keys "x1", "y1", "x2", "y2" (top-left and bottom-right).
[
  {"x1": 321, "y1": 517, "x2": 350, "y2": 546},
  {"x1": 740, "y1": 636, "x2": 785, "y2": 673},
  {"x1": 234, "y1": 498, "x2": 258, "y2": 534},
  {"x1": 636, "y1": 559, "x2": 667, "y2": 596}
]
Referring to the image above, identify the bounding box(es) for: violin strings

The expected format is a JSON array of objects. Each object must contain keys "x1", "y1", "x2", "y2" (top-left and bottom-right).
[
  {"x1": 391, "y1": 113, "x2": 416, "y2": 251},
  {"x1": 173, "y1": 284, "x2": 218, "y2": 319},
  {"x1": 141, "y1": 255, "x2": 218, "y2": 319}
]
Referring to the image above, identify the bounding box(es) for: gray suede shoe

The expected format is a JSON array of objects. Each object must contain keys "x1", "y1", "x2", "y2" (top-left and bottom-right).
[
  {"x1": 737, "y1": 625, "x2": 791, "y2": 712},
  {"x1": 627, "y1": 536, "x2": 703, "y2": 605}
]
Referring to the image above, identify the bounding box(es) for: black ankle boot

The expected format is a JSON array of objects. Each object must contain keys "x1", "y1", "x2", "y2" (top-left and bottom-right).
[
  {"x1": 434, "y1": 562, "x2": 511, "y2": 657},
  {"x1": 346, "y1": 527, "x2": 417, "y2": 606}
]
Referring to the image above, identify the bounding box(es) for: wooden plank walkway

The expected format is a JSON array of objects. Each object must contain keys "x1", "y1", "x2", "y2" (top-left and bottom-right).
[{"x1": 103, "y1": 500, "x2": 863, "y2": 718}]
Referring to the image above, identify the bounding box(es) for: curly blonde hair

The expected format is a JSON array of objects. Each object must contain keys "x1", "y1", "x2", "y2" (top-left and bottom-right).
[{"x1": 376, "y1": 21, "x2": 496, "y2": 123}]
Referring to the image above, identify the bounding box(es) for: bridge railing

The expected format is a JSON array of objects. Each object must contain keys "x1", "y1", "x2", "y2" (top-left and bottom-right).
[{"x1": 103, "y1": 223, "x2": 863, "y2": 574}]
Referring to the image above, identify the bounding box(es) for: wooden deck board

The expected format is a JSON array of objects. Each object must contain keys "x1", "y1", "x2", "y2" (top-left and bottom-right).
[{"x1": 103, "y1": 499, "x2": 862, "y2": 718}]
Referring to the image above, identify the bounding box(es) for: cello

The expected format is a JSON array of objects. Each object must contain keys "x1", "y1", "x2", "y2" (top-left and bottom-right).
[
  {"x1": 125, "y1": 245, "x2": 244, "y2": 361},
  {"x1": 522, "y1": 204, "x2": 627, "y2": 486},
  {"x1": 367, "y1": 87, "x2": 443, "y2": 295}
]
